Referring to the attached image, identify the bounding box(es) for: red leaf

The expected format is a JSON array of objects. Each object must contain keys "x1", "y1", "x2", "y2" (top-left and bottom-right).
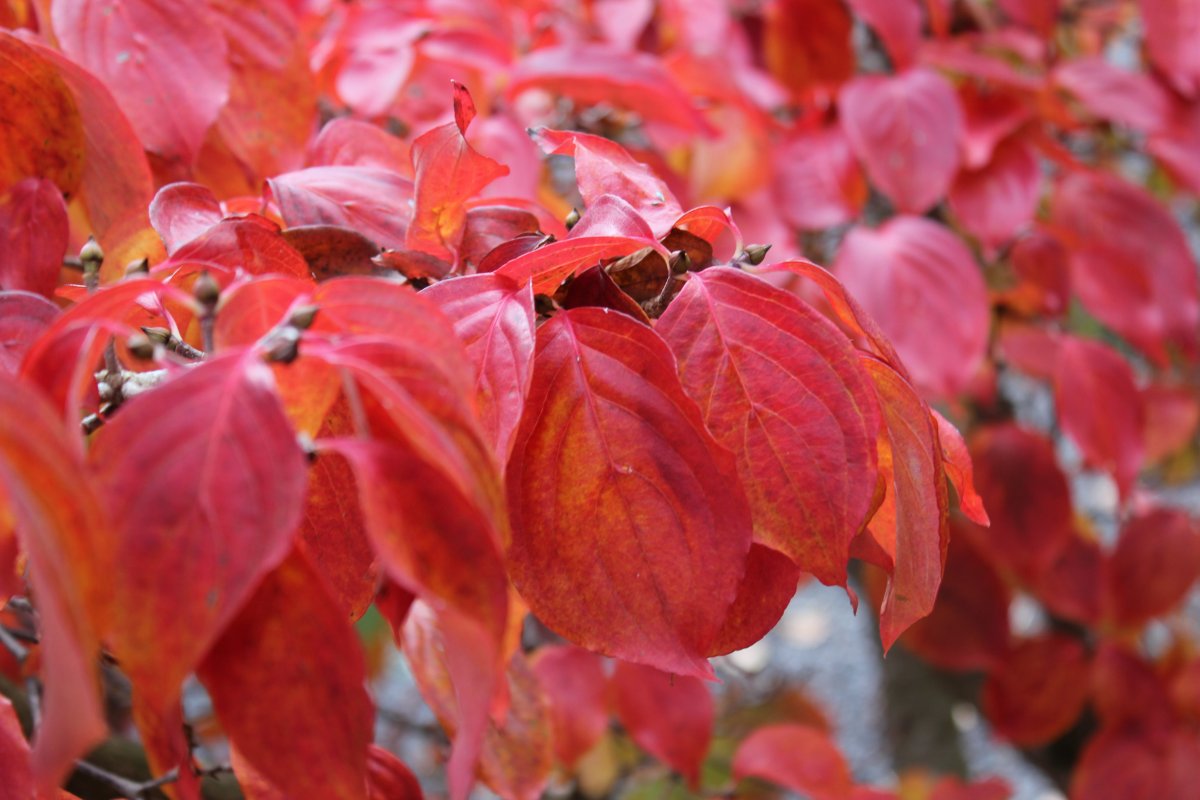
[
  {"x1": 401, "y1": 602, "x2": 532, "y2": 800},
  {"x1": 1030, "y1": 527, "x2": 1103, "y2": 625},
  {"x1": 1050, "y1": 171, "x2": 1199, "y2": 364},
  {"x1": 495, "y1": 236, "x2": 646, "y2": 295},
  {"x1": 558, "y1": 264, "x2": 652, "y2": 324},
  {"x1": 844, "y1": 0, "x2": 922, "y2": 69},
  {"x1": 1090, "y1": 644, "x2": 1173, "y2": 730},
  {"x1": 861, "y1": 359, "x2": 949, "y2": 650},
  {"x1": 460, "y1": 206, "x2": 541, "y2": 269},
  {"x1": 982, "y1": 634, "x2": 1090, "y2": 745},
  {"x1": 708, "y1": 543, "x2": 800, "y2": 656},
  {"x1": 999, "y1": 231, "x2": 1071, "y2": 317},
  {"x1": 534, "y1": 129, "x2": 684, "y2": 236},
  {"x1": 507, "y1": 308, "x2": 753, "y2": 679},
  {"x1": 774, "y1": 125, "x2": 867, "y2": 230},
  {"x1": 309, "y1": 118, "x2": 411, "y2": 174},
  {"x1": 657, "y1": 267, "x2": 880, "y2": 587},
  {"x1": 0, "y1": 697, "x2": 33, "y2": 800},
  {"x1": 0, "y1": 292, "x2": 57, "y2": 375},
  {"x1": 421, "y1": 273, "x2": 536, "y2": 465},
  {"x1": 733, "y1": 723, "x2": 853, "y2": 800},
  {"x1": 1072, "y1": 725, "x2": 1200, "y2": 800},
  {"x1": 901, "y1": 520, "x2": 1010, "y2": 672},
  {"x1": 0, "y1": 377, "x2": 107, "y2": 789},
  {"x1": 1138, "y1": 0, "x2": 1200, "y2": 97},
  {"x1": 1054, "y1": 335, "x2": 1145, "y2": 497},
  {"x1": 476, "y1": 654, "x2": 554, "y2": 800},
  {"x1": 510, "y1": 45, "x2": 708, "y2": 133},
  {"x1": 0, "y1": 33, "x2": 85, "y2": 195},
  {"x1": 958, "y1": 82, "x2": 1034, "y2": 170},
  {"x1": 530, "y1": 645, "x2": 610, "y2": 768},
  {"x1": 0, "y1": 178, "x2": 68, "y2": 298},
  {"x1": 367, "y1": 746, "x2": 425, "y2": 800},
  {"x1": 948, "y1": 136, "x2": 1041, "y2": 251},
  {"x1": 834, "y1": 217, "x2": 989, "y2": 398},
  {"x1": 295, "y1": 409, "x2": 377, "y2": 620},
  {"x1": 269, "y1": 166, "x2": 414, "y2": 250},
  {"x1": 969, "y1": 424, "x2": 1074, "y2": 581},
  {"x1": 332, "y1": 6, "x2": 427, "y2": 115},
  {"x1": 323, "y1": 432, "x2": 507, "y2": 641},
  {"x1": 212, "y1": 275, "x2": 312, "y2": 350},
  {"x1": 762, "y1": 0, "x2": 855, "y2": 99},
  {"x1": 839, "y1": 68, "x2": 963, "y2": 214},
  {"x1": 759, "y1": 259, "x2": 909, "y2": 379},
  {"x1": 168, "y1": 216, "x2": 311, "y2": 279},
  {"x1": 932, "y1": 411, "x2": 989, "y2": 525},
  {"x1": 19, "y1": 278, "x2": 188, "y2": 428},
  {"x1": 569, "y1": 194, "x2": 659, "y2": 243},
  {"x1": 86, "y1": 350, "x2": 308, "y2": 708},
  {"x1": 611, "y1": 661, "x2": 713, "y2": 787},
  {"x1": 1106, "y1": 508, "x2": 1200, "y2": 627},
  {"x1": 149, "y1": 182, "x2": 223, "y2": 254},
  {"x1": 198, "y1": 550, "x2": 372, "y2": 798},
  {"x1": 1143, "y1": 383, "x2": 1200, "y2": 463},
  {"x1": 406, "y1": 83, "x2": 509, "y2": 262},
  {"x1": 51, "y1": 0, "x2": 231, "y2": 166}
]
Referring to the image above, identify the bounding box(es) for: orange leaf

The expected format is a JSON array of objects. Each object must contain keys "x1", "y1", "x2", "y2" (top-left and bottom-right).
[
  {"x1": 0, "y1": 376, "x2": 107, "y2": 790},
  {"x1": 0, "y1": 33, "x2": 85, "y2": 195},
  {"x1": 861, "y1": 359, "x2": 949, "y2": 650},
  {"x1": 406, "y1": 82, "x2": 509, "y2": 262}
]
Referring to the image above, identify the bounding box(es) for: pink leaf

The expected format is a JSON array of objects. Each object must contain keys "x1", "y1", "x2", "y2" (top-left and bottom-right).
[
  {"x1": 834, "y1": 217, "x2": 989, "y2": 398},
  {"x1": 51, "y1": 0, "x2": 231, "y2": 165},
  {"x1": 839, "y1": 68, "x2": 963, "y2": 213}
]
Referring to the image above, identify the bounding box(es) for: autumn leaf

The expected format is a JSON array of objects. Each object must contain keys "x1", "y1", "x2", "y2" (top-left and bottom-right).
[
  {"x1": 52, "y1": 0, "x2": 231, "y2": 167},
  {"x1": 198, "y1": 549, "x2": 373, "y2": 798},
  {"x1": 86, "y1": 349, "x2": 308, "y2": 710},
  {"x1": 657, "y1": 267, "x2": 880, "y2": 587},
  {"x1": 507, "y1": 308, "x2": 753, "y2": 679},
  {"x1": 0, "y1": 33, "x2": 85, "y2": 195},
  {"x1": 839, "y1": 68, "x2": 964, "y2": 214},
  {"x1": 406, "y1": 82, "x2": 509, "y2": 262}
]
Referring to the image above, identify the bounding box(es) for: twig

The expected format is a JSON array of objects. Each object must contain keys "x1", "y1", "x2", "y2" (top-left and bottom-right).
[
  {"x1": 0, "y1": 626, "x2": 28, "y2": 663},
  {"x1": 72, "y1": 761, "x2": 180, "y2": 799}
]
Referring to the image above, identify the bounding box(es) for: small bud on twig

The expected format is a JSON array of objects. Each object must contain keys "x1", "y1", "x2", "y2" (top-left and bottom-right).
[
  {"x1": 193, "y1": 270, "x2": 220, "y2": 308},
  {"x1": 738, "y1": 243, "x2": 771, "y2": 266},
  {"x1": 126, "y1": 332, "x2": 155, "y2": 361},
  {"x1": 124, "y1": 257, "x2": 150, "y2": 278},
  {"x1": 668, "y1": 250, "x2": 691, "y2": 275},
  {"x1": 80, "y1": 236, "x2": 104, "y2": 293},
  {"x1": 287, "y1": 305, "x2": 320, "y2": 331}
]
